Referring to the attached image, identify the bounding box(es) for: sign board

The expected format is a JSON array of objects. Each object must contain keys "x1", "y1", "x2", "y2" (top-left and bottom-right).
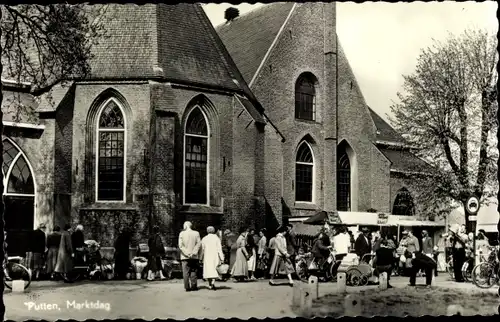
[
  {"x1": 468, "y1": 215, "x2": 477, "y2": 222},
  {"x1": 377, "y1": 213, "x2": 389, "y2": 225},
  {"x1": 327, "y1": 212, "x2": 342, "y2": 225},
  {"x1": 465, "y1": 196, "x2": 480, "y2": 215}
]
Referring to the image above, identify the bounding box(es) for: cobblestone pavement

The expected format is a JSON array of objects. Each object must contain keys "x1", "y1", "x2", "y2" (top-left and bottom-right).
[{"x1": 4, "y1": 275, "x2": 498, "y2": 321}]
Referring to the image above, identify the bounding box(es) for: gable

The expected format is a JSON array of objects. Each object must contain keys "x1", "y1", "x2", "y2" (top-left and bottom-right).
[
  {"x1": 216, "y1": 3, "x2": 295, "y2": 84},
  {"x1": 368, "y1": 108, "x2": 407, "y2": 145}
]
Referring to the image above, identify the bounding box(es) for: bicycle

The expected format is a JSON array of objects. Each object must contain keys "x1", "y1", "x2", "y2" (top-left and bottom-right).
[
  {"x1": 3, "y1": 256, "x2": 32, "y2": 291},
  {"x1": 295, "y1": 247, "x2": 338, "y2": 282},
  {"x1": 472, "y1": 246, "x2": 500, "y2": 289},
  {"x1": 64, "y1": 242, "x2": 114, "y2": 283}
]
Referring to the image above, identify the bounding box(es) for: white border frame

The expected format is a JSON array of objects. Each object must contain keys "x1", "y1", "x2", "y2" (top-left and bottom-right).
[
  {"x1": 295, "y1": 141, "x2": 316, "y2": 204},
  {"x1": 182, "y1": 106, "x2": 210, "y2": 206},
  {"x1": 95, "y1": 97, "x2": 127, "y2": 203},
  {"x1": 2, "y1": 137, "x2": 37, "y2": 229}
]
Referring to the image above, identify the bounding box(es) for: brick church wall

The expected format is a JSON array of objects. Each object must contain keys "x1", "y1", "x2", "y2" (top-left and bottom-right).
[{"x1": 251, "y1": 3, "x2": 393, "y2": 216}]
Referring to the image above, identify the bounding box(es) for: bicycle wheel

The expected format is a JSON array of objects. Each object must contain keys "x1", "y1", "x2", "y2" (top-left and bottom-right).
[
  {"x1": 462, "y1": 261, "x2": 472, "y2": 282},
  {"x1": 99, "y1": 258, "x2": 114, "y2": 280},
  {"x1": 472, "y1": 262, "x2": 496, "y2": 289},
  {"x1": 64, "y1": 269, "x2": 82, "y2": 283},
  {"x1": 295, "y1": 259, "x2": 309, "y2": 282},
  {"x1": 4, "y1": 262, "x2": 32, "y2": 290},
  {"x1": 346, "y1": 267, "x2": 363, "y2": 286}
]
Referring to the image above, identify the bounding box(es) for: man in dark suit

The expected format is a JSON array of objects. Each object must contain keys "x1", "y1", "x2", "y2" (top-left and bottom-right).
[
  {"x1": 405, "y1": 250, "x2": 437, "y2": 287},
  {"x1": 355, "y1": 227, "x2": 372, "y2": 262},
  {"x1": 286, "y1": 224, "x2": 298, "y2": 267}
]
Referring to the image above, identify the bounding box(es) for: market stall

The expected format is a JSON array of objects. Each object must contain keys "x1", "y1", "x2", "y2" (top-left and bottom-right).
[{"x1": 293, "y1": 211, "x2": 446, "y2": 246}]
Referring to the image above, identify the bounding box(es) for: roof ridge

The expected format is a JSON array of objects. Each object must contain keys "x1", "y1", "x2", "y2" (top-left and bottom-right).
[
  {"x1": 249, "y1": 3, "x2": 296, "y2": 87},
  {"x1": 215, "y1": 3, "x2": 280, "y2": 29},
  {"x1": 194, "y1": 4, "x2": 240, "y2": 88}
]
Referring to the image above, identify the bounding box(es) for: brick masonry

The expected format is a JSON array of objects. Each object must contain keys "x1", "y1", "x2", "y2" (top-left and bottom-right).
[{"x1": 2, "y1": 3, "x2": 420, "y2": 249}]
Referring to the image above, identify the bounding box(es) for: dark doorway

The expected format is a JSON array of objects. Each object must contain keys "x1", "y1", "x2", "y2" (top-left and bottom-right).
[{"x1": 4, "y1": 195, "x2": 35, "y2": 256}]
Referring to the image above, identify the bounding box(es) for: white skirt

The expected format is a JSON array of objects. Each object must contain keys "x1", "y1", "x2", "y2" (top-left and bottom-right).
[{"x1": 247, "y1": 249, "x2": 256, "y2": 271}]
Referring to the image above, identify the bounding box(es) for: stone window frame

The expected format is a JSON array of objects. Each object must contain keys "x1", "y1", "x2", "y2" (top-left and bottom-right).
[
  {"x1": 183, "y1": 106, "x2": 210, "y2": 206},
  {"x1": 392, "y1": 188, "x2": 415, "y2": 216},
  {"x1": 294, "y1": 72, "x2": 318, "y2": 121},
  {"x1": 94, "y1": 98, "x2": 127, "y2": 203},
  {"x1": 84, "y1": 89, "x2": 132, "y2": 205},
  {"x1": 2, "y1": 137, "x2": 37, "y2": 229},
  {"x1": 337, "y1": 149, "x2": 350, "y2": 211},
  {"x1": 295, "y1": 140, "x2": 316, "y2": 204}
]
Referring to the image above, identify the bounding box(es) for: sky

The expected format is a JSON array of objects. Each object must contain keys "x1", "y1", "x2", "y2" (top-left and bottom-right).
[{"x1": 203, "y1": 2, "x2": 498, "y2": 123}]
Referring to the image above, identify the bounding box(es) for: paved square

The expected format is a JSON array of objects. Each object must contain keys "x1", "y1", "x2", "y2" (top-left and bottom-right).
[{"x1": 5, "y1": 275, "x2": 496, "y2": 320}]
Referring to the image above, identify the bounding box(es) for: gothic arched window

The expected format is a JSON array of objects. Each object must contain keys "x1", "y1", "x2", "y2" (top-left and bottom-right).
[
  {"x1": 392, "y1": 188, "x2": 415, "y2": 216},
  {"x1": 96, "y1": 99, "x2": 126, "y2": 201},
  {"x1": 184, "y1": 107, "x2": 209, "y2": 205},
  {"x1": 295, "y1": 73, "x2": 316, "y2": 121},
  {"x1": 337, "y1": 147, "x2": 350, "y2": 211},
  {"x1": 2, "y1": 137, "x2": 36, "y2": 255},
  {"x1": 295, "y1": 141, "x2": 314, "y2": 202}
]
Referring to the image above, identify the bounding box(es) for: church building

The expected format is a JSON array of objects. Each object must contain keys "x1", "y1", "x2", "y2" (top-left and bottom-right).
[{"x1": 2, "y1": 3, "x2": 428, "y2": 252}]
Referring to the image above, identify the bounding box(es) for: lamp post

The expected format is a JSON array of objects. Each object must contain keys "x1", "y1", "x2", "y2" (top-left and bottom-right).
[{"x1": 464, "y1": 195, "x2": 480, "y2": 265}]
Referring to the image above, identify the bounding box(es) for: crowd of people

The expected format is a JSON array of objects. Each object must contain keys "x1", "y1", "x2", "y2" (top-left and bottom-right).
[
  {"x1": 3, "y1": 223, "x2": 87, "y2": 281},
  {"x1": 5, "y1": 219, "x2": 494, "y2": 290},
  {"x1": 172, "y1": 222, "x2": 300, "y2": 291}
]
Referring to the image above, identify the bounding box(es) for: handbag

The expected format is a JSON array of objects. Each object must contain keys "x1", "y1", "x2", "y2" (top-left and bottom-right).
[{"x1": 217, "y1": 263, "x2": 229, "y2": 275}]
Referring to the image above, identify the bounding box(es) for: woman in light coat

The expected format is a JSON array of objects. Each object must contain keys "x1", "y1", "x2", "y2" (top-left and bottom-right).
[
  {"x1": 230, "y1": 227, "x2": 249, "y2": 281},
  {"x1": 201, "y1": 226, "x2": 224, "y2": 290},
  {"x1": 269, "y1": 226, "x2": 294, "y2": 286}
]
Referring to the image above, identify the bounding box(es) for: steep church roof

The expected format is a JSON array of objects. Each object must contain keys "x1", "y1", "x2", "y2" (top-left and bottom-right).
[
  {"x1": 216, "y1": 3, "x2": 295, "y2": 83},
  {"x1": 216, "y1": 3, "x2": 408, "y2": 146},
  {"x1": 368, "y1": 107, "x2": 407, "y2": 145},
  {"x1": 89, "y1": 4, "x2": 249, "y2": 95}
]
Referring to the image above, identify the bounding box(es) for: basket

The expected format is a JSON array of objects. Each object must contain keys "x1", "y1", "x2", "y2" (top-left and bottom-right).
[{"x1": 217, "y1": 264, "x2": 229, "y2": 275}]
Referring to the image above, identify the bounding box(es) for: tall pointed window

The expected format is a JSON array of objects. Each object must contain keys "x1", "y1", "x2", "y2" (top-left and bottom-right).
[
  {"x1": 392, "y1": 188, "x2": 415, "y2": 216},
  {"x1": 337, "y1": 148, "x2": 350, "y2": 211},
  {"x1": 2, "y1": 138, "x2": 36, "y2": 255},
  {"x1": 295, "y1": 73, "x2": 316, "y2": 121},
  {"x1": 184, "y1": 107, "x2": 209, "y2": 205},
  {"x1": 96, "y1": 99, "x2": 126, "y2": 201},
  {"x1": 295, "y1": 142, "x2": 314, "y2": 202}
]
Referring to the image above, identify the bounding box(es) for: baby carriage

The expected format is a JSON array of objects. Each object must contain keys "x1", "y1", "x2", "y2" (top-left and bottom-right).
[{"x1": 345, "y1": 254, "x2": 376, "y2": 286}]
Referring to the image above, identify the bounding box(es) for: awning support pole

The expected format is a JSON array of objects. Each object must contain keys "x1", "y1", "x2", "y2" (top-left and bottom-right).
[{"x1": 397, "y1": 225, "x2": 400, "y2": 242}]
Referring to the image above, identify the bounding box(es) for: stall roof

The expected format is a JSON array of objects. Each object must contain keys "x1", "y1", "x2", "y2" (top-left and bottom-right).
[
  {"x1": 294, "y1": 212, "x2": 445, "y2": 227},
  {"x1": 292, "y1": 222, "x2": 321, "y2": 237},
  {"x1": 338, "y1": 212, "x2": 397, "y2": 226},
  {"x1": 395, "y1": 219, "x2": 445, "y2": 227}
]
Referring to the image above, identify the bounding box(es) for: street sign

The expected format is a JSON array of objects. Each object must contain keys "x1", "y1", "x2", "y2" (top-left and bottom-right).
[
  {"x1": 468, "y1": 215, "x2": 477, "y2": 221},
  {"x1": 377, "y1": 213, "x2": 389, "y2": 225},
  {"x1": 465, "y1": 196, "x2": 480, "y2": 215}
]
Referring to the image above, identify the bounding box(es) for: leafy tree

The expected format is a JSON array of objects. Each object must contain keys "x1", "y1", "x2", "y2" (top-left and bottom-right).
[
  {"x1": 0, "y1": 4, "x2": 106, "y2": 318},
  {"x1": 390, "y1": 29, "x2": 498, "y2": 231}
]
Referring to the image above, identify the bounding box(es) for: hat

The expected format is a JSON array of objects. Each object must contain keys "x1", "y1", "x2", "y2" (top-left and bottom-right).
[
  {"x1": 361, "y1": 227, "x2": 369, "y2": 232},
  {"x1": 402, "y1": 230, "x2": 409, "y2": 235}
]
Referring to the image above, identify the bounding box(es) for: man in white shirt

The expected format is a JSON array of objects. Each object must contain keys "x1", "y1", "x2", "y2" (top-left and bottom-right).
[
  {"x1": 178, "y1": 221, "x2": 201, "y2": 292},
  {"x1": 331, "y1": 226, "x2": 351, "y2": 275}
]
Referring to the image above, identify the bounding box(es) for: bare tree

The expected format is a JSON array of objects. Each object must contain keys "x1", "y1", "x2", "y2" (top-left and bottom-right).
[
  {"x1": 390, "y1": 29, "x2": 498, "y2": 230},
  {"x1": 0, "y1": 4, "x2": 106, "y2": 318}
]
